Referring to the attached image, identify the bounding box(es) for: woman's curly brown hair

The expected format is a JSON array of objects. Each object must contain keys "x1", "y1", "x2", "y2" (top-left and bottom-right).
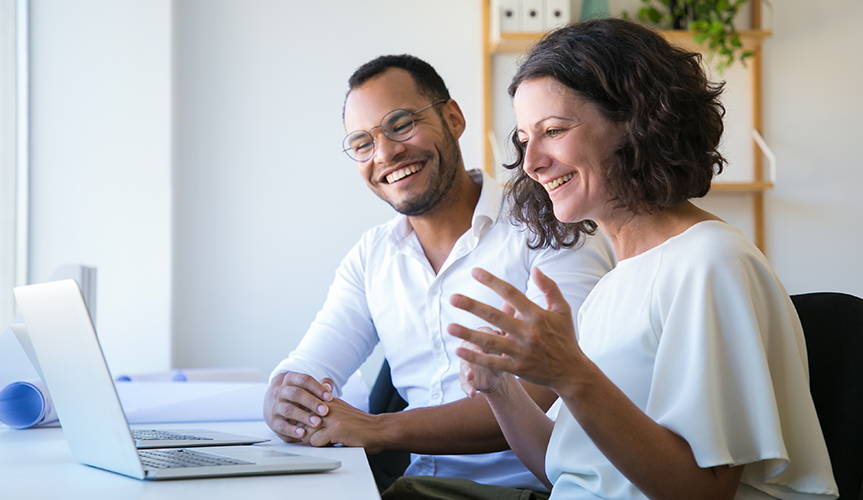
[{"x1": 504, "y1": 18, "x2": 727, "y2": 250}]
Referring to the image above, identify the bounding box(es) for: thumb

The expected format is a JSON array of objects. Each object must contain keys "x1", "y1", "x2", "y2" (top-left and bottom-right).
[{"x1": 532, "y1": 267, "x2": 571, "y2": 316}]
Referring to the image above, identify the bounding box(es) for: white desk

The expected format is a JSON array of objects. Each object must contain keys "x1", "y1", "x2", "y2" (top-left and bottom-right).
[{"x1": 0, "y1": 420, "x2": 381, "y2": 499}]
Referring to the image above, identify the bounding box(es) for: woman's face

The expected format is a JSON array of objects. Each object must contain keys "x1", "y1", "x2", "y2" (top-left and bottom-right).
[{"x1": 513, "y1": 77, "x2": 624, "y2": 225}]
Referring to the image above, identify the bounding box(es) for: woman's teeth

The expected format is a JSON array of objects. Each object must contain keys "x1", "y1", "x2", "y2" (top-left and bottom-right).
[
  {"x1": 544, "y1": 173, "x2": 575, "y2": 191},
  {"x1": 386, "y1": 164, "x2": 422, "y2": 184}
]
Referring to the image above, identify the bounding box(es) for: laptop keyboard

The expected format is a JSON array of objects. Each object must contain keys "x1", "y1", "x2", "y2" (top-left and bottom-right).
[
  {"x1": 139, "y1": 448, "x2": 254, "y2": 469},
  {"x1": 132, "y1": 429, "x2": 214, "y2": 441}
]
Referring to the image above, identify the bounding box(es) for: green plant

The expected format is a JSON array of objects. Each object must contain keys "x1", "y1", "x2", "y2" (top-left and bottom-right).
[{"x1": 630, "y1": 0, "x2": 755, "y2": 73}]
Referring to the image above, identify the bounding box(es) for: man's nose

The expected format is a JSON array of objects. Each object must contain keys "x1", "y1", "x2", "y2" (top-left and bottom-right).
[{"x1": 373, "y1": 131, "x2": 406, "y2": 164}]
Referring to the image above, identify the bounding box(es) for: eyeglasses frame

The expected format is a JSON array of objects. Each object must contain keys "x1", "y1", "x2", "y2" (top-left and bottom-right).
[{"x1": 341, "y1": 99, "x2": 448, "y2": 162}]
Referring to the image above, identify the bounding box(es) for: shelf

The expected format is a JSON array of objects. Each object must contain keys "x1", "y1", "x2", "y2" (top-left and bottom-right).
[
  {"x1": 711, "y1": 181, "x2": 774, "y2": 193},
  {"x1": 490, "y1": 29, "x2": 772, "y2": 55}
]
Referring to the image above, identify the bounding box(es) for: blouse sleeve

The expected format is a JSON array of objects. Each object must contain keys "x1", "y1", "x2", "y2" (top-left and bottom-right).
[{"x1": 646, "y1": 236, "x2": 838, "y2": 499}]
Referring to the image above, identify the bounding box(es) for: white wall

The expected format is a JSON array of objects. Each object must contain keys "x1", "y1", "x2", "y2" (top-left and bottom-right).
[
  {"x1": 171, "y1": 0, "x2": 483, "y2": 378},
  {"x1": 0, "y1": 0, "x2": 17, "y2": 329},
  {"x1": 28, "y1": 0, "x2": 173, "y2": 375},
  {"x1": 762, "y1": 0, "x2": 863, "y2": 297}
]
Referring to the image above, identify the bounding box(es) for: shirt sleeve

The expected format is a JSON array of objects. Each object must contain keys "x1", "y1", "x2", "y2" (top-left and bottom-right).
[
  {"x1": 527, "y1": 231, "x2": 616, "y2": 337},
  {"x1": 268, "y1": 238, "x2": 379, "y2": 398},
  {"x1": 647, "y1": 237, "x2": 837, "y2": 498}
]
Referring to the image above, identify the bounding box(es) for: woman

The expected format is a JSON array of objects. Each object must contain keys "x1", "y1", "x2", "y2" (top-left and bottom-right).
[{"x1": 445, "y1": 19, "x2": 838, "y2": 500}]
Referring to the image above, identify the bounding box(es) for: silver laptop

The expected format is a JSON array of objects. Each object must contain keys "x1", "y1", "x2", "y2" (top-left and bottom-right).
[
  {"x1": 13, "y1": 279, "x2": 340, "y2": 480},
  {"x1": 9, "y1": 321, "x2": 269, "y2": 448}
]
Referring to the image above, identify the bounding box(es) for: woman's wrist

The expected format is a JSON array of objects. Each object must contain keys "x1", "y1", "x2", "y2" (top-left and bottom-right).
[{"x1": 479, "y1": 372, "x2": 518, "y2": 400}]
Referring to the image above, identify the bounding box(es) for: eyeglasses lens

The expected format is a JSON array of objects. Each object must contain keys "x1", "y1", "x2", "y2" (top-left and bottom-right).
[{"x1": 343, "y1": 109, "x2": 416, "y2": 162}]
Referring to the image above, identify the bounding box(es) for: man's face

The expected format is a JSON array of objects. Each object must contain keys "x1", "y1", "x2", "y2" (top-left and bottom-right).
[{"x1": 344, "y1": 68, "x2": 462, "y2": 217}]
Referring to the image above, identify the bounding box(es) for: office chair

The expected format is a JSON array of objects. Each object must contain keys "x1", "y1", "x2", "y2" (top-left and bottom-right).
[
  {"x1": 791, "y1": 292, "x2": 863, "y2": 500},
  {"x1": 366, "y1": 360, "x2": 409, "y2": 492}
]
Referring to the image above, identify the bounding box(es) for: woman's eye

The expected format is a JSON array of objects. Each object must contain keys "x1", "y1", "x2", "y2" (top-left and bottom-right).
[{"x1": 547, "y1": 128, "x2": 562, "y2": 137}]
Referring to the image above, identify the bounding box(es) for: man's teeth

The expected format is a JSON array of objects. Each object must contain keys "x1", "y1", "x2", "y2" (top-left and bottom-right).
[
  {"x1": 386, "y1": 164, "x2": 422, "y2": 184},
  {"x1": 544, "y1": 173, "x2": 575, "y2": 191}
]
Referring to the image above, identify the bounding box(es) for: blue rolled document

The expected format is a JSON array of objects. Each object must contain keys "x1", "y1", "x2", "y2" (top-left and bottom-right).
[{"x1": 0, "y1": 379, "x2": 58, "y2": 429}]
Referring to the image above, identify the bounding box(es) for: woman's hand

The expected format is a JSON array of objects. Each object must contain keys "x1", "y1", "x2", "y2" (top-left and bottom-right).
[
  {"x1": 448, "y1": 267, "x2": 585, "y2": 393},
  {"x1": 458, "y1": 327, "x2": 509, "y2": 397}
]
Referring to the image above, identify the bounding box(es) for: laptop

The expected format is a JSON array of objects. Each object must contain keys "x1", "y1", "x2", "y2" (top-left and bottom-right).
[
  {"x1": 13, "y1": 279, "x2": 341, "y2": 480},
  {"x1": 10, "y1": 322, "x2": 269, "y2": 448}
]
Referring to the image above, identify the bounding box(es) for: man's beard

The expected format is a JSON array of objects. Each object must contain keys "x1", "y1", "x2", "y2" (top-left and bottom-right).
[{"x1": 388, "y1": 125, "x2": 463, "y2": 217}]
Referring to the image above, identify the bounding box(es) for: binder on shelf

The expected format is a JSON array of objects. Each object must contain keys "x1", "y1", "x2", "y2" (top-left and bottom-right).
[
  {"x1": 521, "y1": 0, "x2": 544, "y2": 32},
  {"x1": 493, "y1": 0, "x2": 521, "y2": 36},
  {"x1": 545, "y1": 0, "x2": 571, "y2": 30}
]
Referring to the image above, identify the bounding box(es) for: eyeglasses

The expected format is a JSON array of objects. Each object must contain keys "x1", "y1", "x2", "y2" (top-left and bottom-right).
[{"x1": 342, "y1": 100, "x2": 447, "y2": 162}]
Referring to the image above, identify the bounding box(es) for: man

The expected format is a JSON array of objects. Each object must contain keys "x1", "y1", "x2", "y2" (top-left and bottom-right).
[{"x1": 264, "y1": 54, "x2": 615, "y2": 492}]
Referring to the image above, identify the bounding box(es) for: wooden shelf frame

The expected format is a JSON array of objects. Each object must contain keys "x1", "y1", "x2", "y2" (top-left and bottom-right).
[{"x1": 481, "y1": 0, "x2": 772, "y2": 250}]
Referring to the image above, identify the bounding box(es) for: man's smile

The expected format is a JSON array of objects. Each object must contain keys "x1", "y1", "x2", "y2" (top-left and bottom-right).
[{"x1": 385, "y1": 162, "x2": 424, "y2": 184}]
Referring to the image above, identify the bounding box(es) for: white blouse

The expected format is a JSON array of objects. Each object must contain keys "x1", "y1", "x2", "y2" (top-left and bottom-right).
[{"x1": 546, "y1": 221, "x2": 838, "y2": 500}]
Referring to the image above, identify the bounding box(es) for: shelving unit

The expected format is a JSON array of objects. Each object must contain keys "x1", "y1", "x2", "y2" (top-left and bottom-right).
[{"x1": 481, "y1": 1, "x2": 773, "y2": 250}]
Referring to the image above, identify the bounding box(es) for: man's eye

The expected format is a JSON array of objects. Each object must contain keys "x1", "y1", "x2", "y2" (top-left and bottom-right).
[
  {"x1": 353, "y1": 141, "x2": 373, "y2": 152},
  {"x1": 388, "y1": 119, "x2": 413, "y2": 137}
]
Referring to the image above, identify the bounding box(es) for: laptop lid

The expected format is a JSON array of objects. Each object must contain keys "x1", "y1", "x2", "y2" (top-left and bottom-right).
[
  {"x1": 13, "y1": 280, "x2": 340, "y2": 480},
  {"x1": 14, "y1": 280, "x2": 145, "y2": 478}
]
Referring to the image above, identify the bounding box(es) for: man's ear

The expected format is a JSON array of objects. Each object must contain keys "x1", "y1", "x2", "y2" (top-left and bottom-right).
[{"x1": 441, "y1": 99, "x2": 466, "y2": 139}]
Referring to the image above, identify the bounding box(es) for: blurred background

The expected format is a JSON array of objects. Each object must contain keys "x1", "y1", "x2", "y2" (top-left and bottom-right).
[{"x1": 1, "y1": 0, "x2": 860, "y2": 384}]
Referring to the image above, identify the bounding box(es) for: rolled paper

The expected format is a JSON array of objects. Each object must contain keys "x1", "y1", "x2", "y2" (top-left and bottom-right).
[
  {"x1": 115, "y1": 367, "x2": 263, "y2": 383},
  {"x1": 0, "y1": 379, "x2": 58, "y2": 429}
]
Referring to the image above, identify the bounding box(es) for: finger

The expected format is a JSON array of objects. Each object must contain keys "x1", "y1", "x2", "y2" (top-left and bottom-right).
[
  {"x1": 460, "y1": 338, "x2": 484, "y2": 353},
  {"x1": 501, "y1": 301, "x2": 517, "y2": 319},
  {"x1": 449, "y1": 293, "x2": 523, "y2": 335},
  {"x1": 270, "y1": 414, "x2": 312, "y2": 440},
  {"x1": 448, "y1": 323, "x2": 515, "y2": 356},
  {"x1": 279, "y1": 372, "x2": 332, "y2": 416},
  {"x1": 455, "y1": 345, "x2": 515, "y2": 373},
  {"x1": 531, "y1": 267, "x2": 572, "y2": 316},
  {"x1": 270, "y1": 424, "x2": 303, "y2": 443},
  {"x1": 470, "y1": 268, "x2": 543, "y2": 319},
  {"x1": 320, "y1": 378, "x2": 335, "y2": 399},
  {"x1": 282, "y1": 372, "x2": 333, "y2": 402},
  {"x1": 458, "y1": 361, "x2": 478, "y2": 398},
  {"x1": 274, "y1": 398, "x2": 324, "y2": 430}
]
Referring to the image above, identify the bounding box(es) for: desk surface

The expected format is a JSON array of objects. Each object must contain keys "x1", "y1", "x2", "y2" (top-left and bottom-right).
[{"x1": 0, "y1": 420, "x2": 381, "y2": 499}]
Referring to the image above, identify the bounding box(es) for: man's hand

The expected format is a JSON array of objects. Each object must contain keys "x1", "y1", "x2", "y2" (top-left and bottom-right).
[
  {"x1": 264, "y1": 371, "x2": 335, "y2": 443},
  {"x1": 307, "y1": 398, "x2": 388, "y2": 454}
]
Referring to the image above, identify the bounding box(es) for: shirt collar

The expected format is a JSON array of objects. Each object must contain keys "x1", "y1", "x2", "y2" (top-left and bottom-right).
[
  {"x1": 470, "y1": 168, "x2": 503, "y2": 238},
  {"x1": 388, "y1": 168, "x2": 504, "y2": 247}
]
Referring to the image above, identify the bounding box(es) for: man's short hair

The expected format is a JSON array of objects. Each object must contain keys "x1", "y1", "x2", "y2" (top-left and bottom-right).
[{"x1": 345, "y1": 54, "x2": 451, "y2": 117}]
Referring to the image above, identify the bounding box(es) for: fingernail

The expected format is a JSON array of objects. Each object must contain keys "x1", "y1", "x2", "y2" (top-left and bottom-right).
[
  {"x1": 317, "y1": 404, "x2": 328, "y2": 415},
  {"x1": 322, "y1": 392, "x2": 332, "y2": 401},
  {"x1": 295, "y1": 427, "x2": 305, "y2": 437},
  {"x1": 309, "y1": 416, "x2": 321, "y2": 426}
]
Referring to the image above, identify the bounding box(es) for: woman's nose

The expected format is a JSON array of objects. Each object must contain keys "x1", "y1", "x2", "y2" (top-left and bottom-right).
[{"x1": 522, "y1": 141, "x2": 547, "y2": 178}]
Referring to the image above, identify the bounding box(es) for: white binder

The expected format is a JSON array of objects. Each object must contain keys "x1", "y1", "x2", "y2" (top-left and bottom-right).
[
  {"x1": 521, "y1": 0, "x2": 544, "y2": 32},
  {"x1": 496, "y1": 0, "x2": 521, "y2": 33},
  {"x1": 545, "y1": 0, "x2": 571, "y2": 30}
]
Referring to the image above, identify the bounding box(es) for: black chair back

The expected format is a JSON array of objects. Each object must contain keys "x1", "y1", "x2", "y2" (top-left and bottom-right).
[
  {"x1": 791, "y1": 292, "x2": 863, "y2": 499},
  {"x1": 367, "y1": 360, "x2": 409, "y2": 493}
]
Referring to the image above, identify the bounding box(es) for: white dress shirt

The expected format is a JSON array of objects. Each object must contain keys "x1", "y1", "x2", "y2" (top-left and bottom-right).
[{"x1": 271, "y1": 169, "x2": 616, "y2": 490}]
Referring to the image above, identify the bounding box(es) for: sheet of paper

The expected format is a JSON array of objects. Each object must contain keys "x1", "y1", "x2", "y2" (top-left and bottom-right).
[{"x1": 117, "y1": 381, "x2": 268, "y2": 423}]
